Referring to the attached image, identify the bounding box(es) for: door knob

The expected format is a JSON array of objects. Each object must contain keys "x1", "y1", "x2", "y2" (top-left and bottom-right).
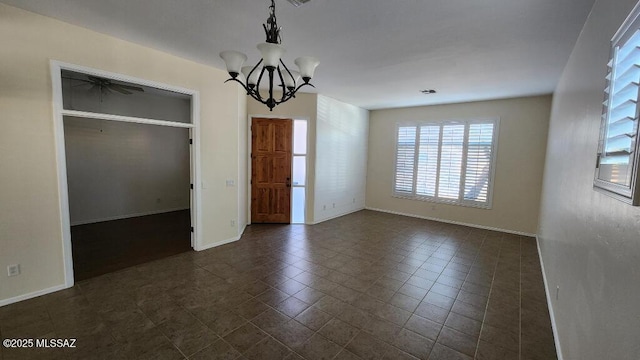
[{"x1": 286, "y1": 177, "x2": 291, "y2": 187}]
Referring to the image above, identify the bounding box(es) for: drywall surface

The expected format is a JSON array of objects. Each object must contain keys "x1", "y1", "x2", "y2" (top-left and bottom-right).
[
  {"x1": 537, "y1": 0, "x2": 640, "y2": 358},
  {"x1": 367, "y1": 96, "x2": 551, "y2": 235},
  {"x1": 0, "y1": 4, "x2": 244, "y2": 303},
  {"x1": 314, "y1": 95, "x2": 369, "y2": 223},
  {"x1": 64, "y1": 117, "x2": 190, "y2": 225},
  {"x1": 247, "y1": 93, "x2": 318, "y2": 223}
]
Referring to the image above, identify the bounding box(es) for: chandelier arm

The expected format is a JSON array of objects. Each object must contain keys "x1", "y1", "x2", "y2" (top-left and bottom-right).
[
  {"x1": 246, "y1": 59, "x2": 264, "y2": 85},
  {"x1": 273, "y1": 81, "x2": 316, "y2": 106},
  {"x1": 252, "y1": 66, "x2": 269, "y2": 103},
  {"x1": 249, "y1": 92, "x2": 267, "y2": 105},
  {"x1": 294, "y1": 82, "x2": 315, "y2": 93},
  {"x1": 278, "y1": 59, "x2": 296, "y2": 101},
  {"x1": 224, "y1": 77, "x2": 273, "y2": 108},
  {"x1": 276, "y1": 66, "x2": 288, "y2": 103},
  {"x1": 224, "y1": 78, "x2": 251, "y2": 93},
  {"x1": 279, "y1": 59, "x2": 295, "y2": 80}
]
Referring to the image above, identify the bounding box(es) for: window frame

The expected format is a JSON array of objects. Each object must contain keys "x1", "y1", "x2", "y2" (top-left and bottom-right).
[
  {"x1": 594, "y1": 2, "x2": 640, "y2": 206},
  {"x1": 392, "y1": 117, "x2": 500, "y2": 209}
]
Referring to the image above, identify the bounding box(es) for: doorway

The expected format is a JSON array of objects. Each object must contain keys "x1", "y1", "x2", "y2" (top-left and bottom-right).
[
  {"x1": 251, "y1": 118, "x2": 293, "y2": 223},
  {"x1": 64, "y1": 118, "x2": 192, "y2": 280},
  {"x1": 51, "y1": 61, "x2": 201, "y2": 285},
  {"x1": 250, "y1": 117, "x2": 308, "y2": 224}
]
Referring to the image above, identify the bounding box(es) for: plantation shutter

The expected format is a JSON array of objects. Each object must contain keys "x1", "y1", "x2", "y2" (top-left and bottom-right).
[
  {"x1": 395, "y1": 126, "x2": 417, "y2": 194},
  {"x1": 595, "y1": 9, "x2": 640, "y2": 204},
  {"x1": 393, "y1": 119, "x2": 497, "y2": 208},
  {"x1": 416, "y1": 125, "x2": 440, "y2": 197},
  {"x1": 464, "y1": 123, "x2": 495, "y2": 203},
  {"x1": 600, "y1": 29, "x2": 640, "y2": 184},
  {"x1": 438, "y1": 125, "x2": 465, "y2": 200}
]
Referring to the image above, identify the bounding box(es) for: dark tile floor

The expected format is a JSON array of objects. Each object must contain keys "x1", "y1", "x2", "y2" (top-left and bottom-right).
[{"x1": 0, "y1": 210, "x2": 557, "y2": 360}]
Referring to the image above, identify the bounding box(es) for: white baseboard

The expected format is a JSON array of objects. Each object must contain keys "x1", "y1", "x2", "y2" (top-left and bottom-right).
[
  {"x1": 0, "y1": 283, "x2": 69, "y2": 307},
  {"x1": 365, "y1": 207, "x2": 536, "y2": 237},
  {"x1": 536, "y1": 236, "x2": 564, "y2": 360},
  {"x1": 196, "y1": 224, "x2": 246, "y2": 251},
  {"x1": 71, "y1": 207, "x2": 190, "y2": 226},
  {"x1": 311, "y1": 206, "x2": 366, "y2": 225}
]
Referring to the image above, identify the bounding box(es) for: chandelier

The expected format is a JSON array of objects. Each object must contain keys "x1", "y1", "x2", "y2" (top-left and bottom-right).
[{"x1": 220, "y1": 0, "x2": 319, "y2": 111}]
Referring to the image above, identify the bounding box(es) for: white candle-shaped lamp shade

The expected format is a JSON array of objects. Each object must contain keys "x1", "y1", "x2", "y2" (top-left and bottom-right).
[
  {"x1": 294, "y1": 56, "x2": 319, "y2": 82},
  {"x1": 242, "y1": 66, "x2": 262, "y2": 88},
  {"x1": 220, "y1": 51, "x2": 247, "y2": 77},
  {"x1": 282, "y1": 70, "x2": 300, "y2": 89},
  {"x1": 257, "y1": 43, "x2": 286, "y2": 69}
]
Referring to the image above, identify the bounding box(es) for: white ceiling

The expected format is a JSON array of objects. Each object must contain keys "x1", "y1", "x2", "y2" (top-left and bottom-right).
[{"x1": 3, "y1": 0, "x2": 596, "y2": 110}]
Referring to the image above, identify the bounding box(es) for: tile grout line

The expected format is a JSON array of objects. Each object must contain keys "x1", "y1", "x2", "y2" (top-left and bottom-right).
[
  {"x1": 473, "y1": 233, "x2": 505, "y2": 359},
  {"x1": 428, "y1": 230, "x2": 478, "y2": 359}
]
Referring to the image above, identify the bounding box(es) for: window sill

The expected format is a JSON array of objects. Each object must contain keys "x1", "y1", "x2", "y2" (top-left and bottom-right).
[{"x1": 392, "y1": 193, "x2": 493, "y2": 210}]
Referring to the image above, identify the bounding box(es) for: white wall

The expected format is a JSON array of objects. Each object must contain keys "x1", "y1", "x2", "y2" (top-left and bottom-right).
[
  {"x1": 64, "y1": 117, "x2": 190, "y2": 225},
  {"x1": 0, "y1": 4, "x2": 245, "y2": 304},
  {"x1": 366, "y1": 96, "x2": 551, "y2": 235},
  {"x1": 314, "y1": 95, "x2": 369, "y2": 223},
  {"x1": 538, "y1": 0, "x2": 640, "y2": 358}
]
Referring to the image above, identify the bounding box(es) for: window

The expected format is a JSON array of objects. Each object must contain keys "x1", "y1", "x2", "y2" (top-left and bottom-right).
[
  {"x1": 291, "y1": 119, "x2": 307, "y2": 223},
  {"x1": 393, "y1": 119, "x2": 498, "y2": 208},
  {"x1": 595, "y1": 4, "x2": 640, "y2": 205}
]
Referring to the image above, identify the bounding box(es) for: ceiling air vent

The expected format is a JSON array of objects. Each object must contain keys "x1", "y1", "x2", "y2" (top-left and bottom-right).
[{"x1": 286, "y1": 0, "x2": 312, "y2": 7}]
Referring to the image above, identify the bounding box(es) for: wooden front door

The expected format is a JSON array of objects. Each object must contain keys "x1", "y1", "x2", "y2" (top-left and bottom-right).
[{"x1": 251, "y1": 118, "x2": 292, "y2": 223}]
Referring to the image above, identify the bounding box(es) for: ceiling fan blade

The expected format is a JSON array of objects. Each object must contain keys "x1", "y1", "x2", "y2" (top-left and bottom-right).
[
  {"x1": 87, "y1": 75, "x2": 104, "y2": 83},
  {"x1": 62, "y1": 77, "x2": 93, "y2": 84},
  {"x1": 109, "y1": 84, "x2": 133, "y2": 95},
  {"x1": 116, "y1": 84, "x2": 144, "y2": 92}
]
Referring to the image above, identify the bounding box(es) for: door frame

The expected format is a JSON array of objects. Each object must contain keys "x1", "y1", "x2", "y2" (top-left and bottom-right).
[
  {"x1": 247, "y1": 114, "x2": 310, "y2": 225},
  {"x1": 50, "y1": 60, "x2": 202, "y2": 289}
]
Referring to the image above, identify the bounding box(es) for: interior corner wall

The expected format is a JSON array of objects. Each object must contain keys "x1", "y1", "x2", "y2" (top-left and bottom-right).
[
  {"x1": 366, "y1": 95, "x2": 551, "y2": 235},
  {"x1": 0, "y1": 4, "x2": 244, "y2": 303},
  {"x1": 537, "y1": 0, "x2": 640, "y2": 358},
  {"x1": 237, "y1": 88, "x2": 248, "y2": 232},
  {"x1": 313, "y1": 95, "x2": 369, "y2": 224},
  {"x1": 247, "y1": 93, "x2": 318, "y2": 223}
]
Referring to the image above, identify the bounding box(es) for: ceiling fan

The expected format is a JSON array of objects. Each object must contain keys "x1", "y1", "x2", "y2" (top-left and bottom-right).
[{"x1": 64, "y1": 75, "x2": 145, "y2": 95}]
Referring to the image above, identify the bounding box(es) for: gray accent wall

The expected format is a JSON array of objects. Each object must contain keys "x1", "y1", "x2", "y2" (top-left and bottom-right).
[
  {"x1": 538, "y1": 0, "x2": 640, "y2": 358},
  {"x1": 64, "y1": 117, "x2": 190, "y2": 225}
]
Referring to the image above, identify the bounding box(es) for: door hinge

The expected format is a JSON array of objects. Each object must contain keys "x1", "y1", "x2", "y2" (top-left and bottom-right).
[
  {"x1": 189, "y1": 139, "x2": 193, "y2": 145},
  {"x1": 190, "y1": 183, "x2": 194, "y2": 189},
  {"x1": 190, "y1": 226, "x2": 194, "y2": 232}
]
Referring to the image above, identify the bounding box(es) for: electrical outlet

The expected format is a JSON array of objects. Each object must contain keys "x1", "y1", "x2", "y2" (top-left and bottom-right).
[
  {"x1": 7, "y1": 264, "x2": 20, "y2": 277},
  {"x1": 230, "y1": 220, "x2": 236, "y2": 227},
  {"x1": 352, "y1": 198, "x2": 356, "y2": 203},
  {"x1": 226, "y1": 179, "x2": 235, "y2": 187}
]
